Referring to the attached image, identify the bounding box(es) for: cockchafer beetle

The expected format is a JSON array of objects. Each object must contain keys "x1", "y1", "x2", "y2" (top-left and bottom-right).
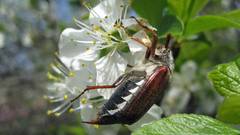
[{"x1": 64, "y1": 17, "x2": 175, "y2": 125}]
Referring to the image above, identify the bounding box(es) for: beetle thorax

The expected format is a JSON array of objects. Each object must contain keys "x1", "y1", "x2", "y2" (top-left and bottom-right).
[{"x1": 150, "y1": 47, "x2": 174, "y2": 71}]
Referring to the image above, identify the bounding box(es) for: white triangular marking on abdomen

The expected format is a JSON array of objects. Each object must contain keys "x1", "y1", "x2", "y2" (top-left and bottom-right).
[
  {"x1": 129, "y1": 87, "x2": 138, "y2": 94},
  {"x1": 122, "y1": 94, "x2": 133, "y2": 101},
  {"x1": 107, "y1": 109, "x2": 119, "y2": 115},
  {"x1": 136, "y1": 80, "x2": 145, "y2": 86},
  {"x1": 117, "y1": 101, "x2": 127, "y2": 109}
]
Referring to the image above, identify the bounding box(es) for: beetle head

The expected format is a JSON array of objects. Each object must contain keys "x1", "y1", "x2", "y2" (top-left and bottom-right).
[{"x1": 150, "y1": 46, "x2": 174, "y2": 71}]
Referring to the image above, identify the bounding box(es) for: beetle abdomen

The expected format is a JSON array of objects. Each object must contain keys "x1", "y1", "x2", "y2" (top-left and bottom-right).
[
  {"x1": 122, "y1": 66, "x2": 170, "y2": 124},
  {"x1": 90, "y1": 66, "x2": 169, "y2": 125}
]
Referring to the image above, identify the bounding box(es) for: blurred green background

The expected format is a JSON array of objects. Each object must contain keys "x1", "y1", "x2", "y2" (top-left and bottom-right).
[{"x1": 0, "y1": 0, "x2": 239, "y2": 135}]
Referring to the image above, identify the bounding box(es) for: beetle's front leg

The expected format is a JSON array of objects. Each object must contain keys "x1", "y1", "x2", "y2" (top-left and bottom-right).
[{"x1": 130, "y1": 16, "x2": 158, "y2": 58}]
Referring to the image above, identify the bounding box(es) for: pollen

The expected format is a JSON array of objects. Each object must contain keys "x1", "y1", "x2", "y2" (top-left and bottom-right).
[
  {"x1": 47, "y1": 72, "x2": 60, "y2": 81},
  {"x1": 54, "y1": 51, "x2": 59, "y2": 56},
  {"x1": 47, "y1": 110, "x2": 53, "y2": 115},
  {"x1": 81, "y1": 98, "x2": 87, "y2": 104},
  {"x1": 81, "y1": 63, "x2": 86, "y2": 67},
  {"x1": 92, "y1": 40, "x2": 96, "y2": 45},
  {"x1": 68, "y1": 71, "x2": 75, "y2": 77},
  {"x1": 88, "y1": 75, "x2": 93, "y2": 81},
  {"x1": 93, "y1": 124, "x2": 99, "y2": 128},
  {"x1": 93, "y1": 25, "x2": 101, "y2": 31},
  {"x1": 54, "y1": 113, "x2": 61, "y2": 117},
  {"x1": 69, "y1": 108, "x2": 74, "y2": 113},
  {"x1": 64, "y1": 95, "x2": 68, "y2": 100},
  {"x1": 43, "y1": 95, "x2": 48, "y2": 99}
]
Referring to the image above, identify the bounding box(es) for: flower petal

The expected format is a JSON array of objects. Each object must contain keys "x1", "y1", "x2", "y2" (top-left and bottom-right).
[
  {"x1": 66, "y1": 60, "x2": 96, "y2": 91},
  {"x1": 89, "y1": 0, "x2": 126, "y2": 31},
  {"x1": 58, "y1": 28, "x2": 99, "y2": 62},
  {"x1": 95, "y1": 50, "x2": 127, "y2": 99},
  {"x1": 121, "y1": 18, "x2": 137, "y2": 27},
  {"x1": 126, "y1": 30, "x2": 148, "y2": 54}
]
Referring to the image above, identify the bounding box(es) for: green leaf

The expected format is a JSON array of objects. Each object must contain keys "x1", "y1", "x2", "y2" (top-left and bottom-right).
[
  {"x1": 217, "y1": 95, "x2": 240, "y2": 124},
  {"x1": 60, "y1": 125, "x2": 86, "y2": 135},
  {"x1": 188, "y1": 0, "x2": 209, "y2": 18},
  {"x1": 157, "y1": 14, "x2": 183, "y2": 36},
  {"x1": 168, "y1": 0, "x2": 209, "y2": 22},
  {"x1": 185, "y1": 10, "x2": 240, "y2": 35},
  {"x1": 167, "y1": 0, "x2": 191, "y2": 21},
  {"x1": 132, "y1": 114, "x2": 240, "y2": 135},
  {"x1": 131, "y1": 0, "x2": 167, "y2": 26},
  {"x1": 175, "y1": 41, "x2": 210, "y2": 70},
  {"x1": 222, "y1": 9, "x2": 240, "y2": 23},
  {"x1": 132, "y1": 0, "x2": 183, "y2": 36},
  {"x1": 208, "y1": 57, "x2": 240, "y2": 97}
]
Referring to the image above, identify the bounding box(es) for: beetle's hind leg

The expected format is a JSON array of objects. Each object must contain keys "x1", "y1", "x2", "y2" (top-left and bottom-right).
[{"x1": 48, "y1": 74, "x2": 127, "y2": 117}]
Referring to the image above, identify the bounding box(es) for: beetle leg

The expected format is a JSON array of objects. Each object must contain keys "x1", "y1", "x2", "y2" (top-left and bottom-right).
[
  {"x1": 70, "y1": 73, "x2": 127, "y2": 104},
  {"x1": 130, "y1": 16, "x2": 158, "y2": 58}
]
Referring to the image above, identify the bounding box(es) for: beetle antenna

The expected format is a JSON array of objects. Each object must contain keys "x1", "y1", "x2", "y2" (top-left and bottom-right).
[{"x1": 165, "y1": 34, "x2": 172, "y2": 49}]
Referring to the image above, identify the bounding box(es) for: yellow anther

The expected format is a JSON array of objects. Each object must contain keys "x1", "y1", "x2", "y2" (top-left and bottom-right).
[
  {"x1": 93, "y1": 40, "x2": 96, "y2": 45},
  {"x1": 81, "y1": 98, "x2": 87, "y2": 104},
  {"x1": 64, "y1": 95, "x2": 68, "y2": 100},
  {"x1": 54, "y1": 113, "x2": 61, "y2": 117},
  {"x1": 47, "y1": 72, "x2": 60, "y2": 81},
  {"x1": 86, "y1": 47, "x2": 90, "y2": 51},
  {"x1": 81, "y1": 63, "x2": 86, "y2": 67},
  {"x1": 54, "y1": 51, "x2": 59, "y2": 56},
  {"x1": 69, "y1": 108, "x2": 74, "y2": 113},
  {"x1": 93, "y1": 124, "x2": 99, "y2": 128},
  {"x1": 99, "y1": 20, "x2": 103, "y2": 23},
  {"x1": 68, "y1": 71, "x2": 75, "y2": 77},
  {"x1": 88, "y1": 75, "x2": 93, "y2": 80},
  {"x1": 93, "y1": 25, "x2": 101, "y2": 31},
  {"x1": 104, "y1": 16, "x2": 108, "y2": 19},
  {"x1": 49, "y1": 63, "x2": 55, "y2": 68},
  {"x1": 47, "y1": 110, "x2": 53, "y2": 115},
  {"x1": 43, "y1": 95, "x2": 48, "y2": 99}
]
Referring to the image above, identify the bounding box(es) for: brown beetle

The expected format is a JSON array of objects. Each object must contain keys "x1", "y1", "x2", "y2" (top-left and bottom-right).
[{"x1": 63, "y1": 17, "x2": 174, "y2": 125}]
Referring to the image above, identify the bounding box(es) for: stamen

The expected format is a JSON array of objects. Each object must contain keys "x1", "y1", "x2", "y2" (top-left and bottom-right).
[
  {"x1": 73, "y1": 40, "x2": 103, "y2": 44},
  {"x1": 47, "y1": 72, "x2": 60, "y2": 81},
  {"x1": 48, "y1": 101, "x2": 72, "y2": 116},
  {"x1": 68, "y1": 71, "x2": 75, "y2": 77},
  {"x1": 123, "y1": 5, "x2": 129, "y2": 19},
  {"x1": 68, "y1": 104, "x2": 93, "y2": 113},
  {"x1": 81, "y1": 97, "x2": 87, "y2": 104},
  {"x1": 81, "y1": 63, "x2": 86, "y2": 67},
  {"x1": 50, "y1": 63, "x2": 62, "y2": 74},
  {"x1": 64, "y1": 95, "x2": 68, "y2": 100},
  {"x1": 49, "y1": 97, "x2": 65, "y2": 103},
  {"x1": 94, "y1": 124, "x2": 100, "y2": 128}
]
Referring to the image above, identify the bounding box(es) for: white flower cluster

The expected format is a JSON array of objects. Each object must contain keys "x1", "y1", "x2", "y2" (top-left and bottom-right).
[{"x1": 46, "y1": 0, "x2": 162, "y2": 126}]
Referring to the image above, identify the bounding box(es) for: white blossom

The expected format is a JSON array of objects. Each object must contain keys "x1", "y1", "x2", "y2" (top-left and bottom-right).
[{"x1": 47, "y1": 0, "x2": 162, "y2": 129}]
